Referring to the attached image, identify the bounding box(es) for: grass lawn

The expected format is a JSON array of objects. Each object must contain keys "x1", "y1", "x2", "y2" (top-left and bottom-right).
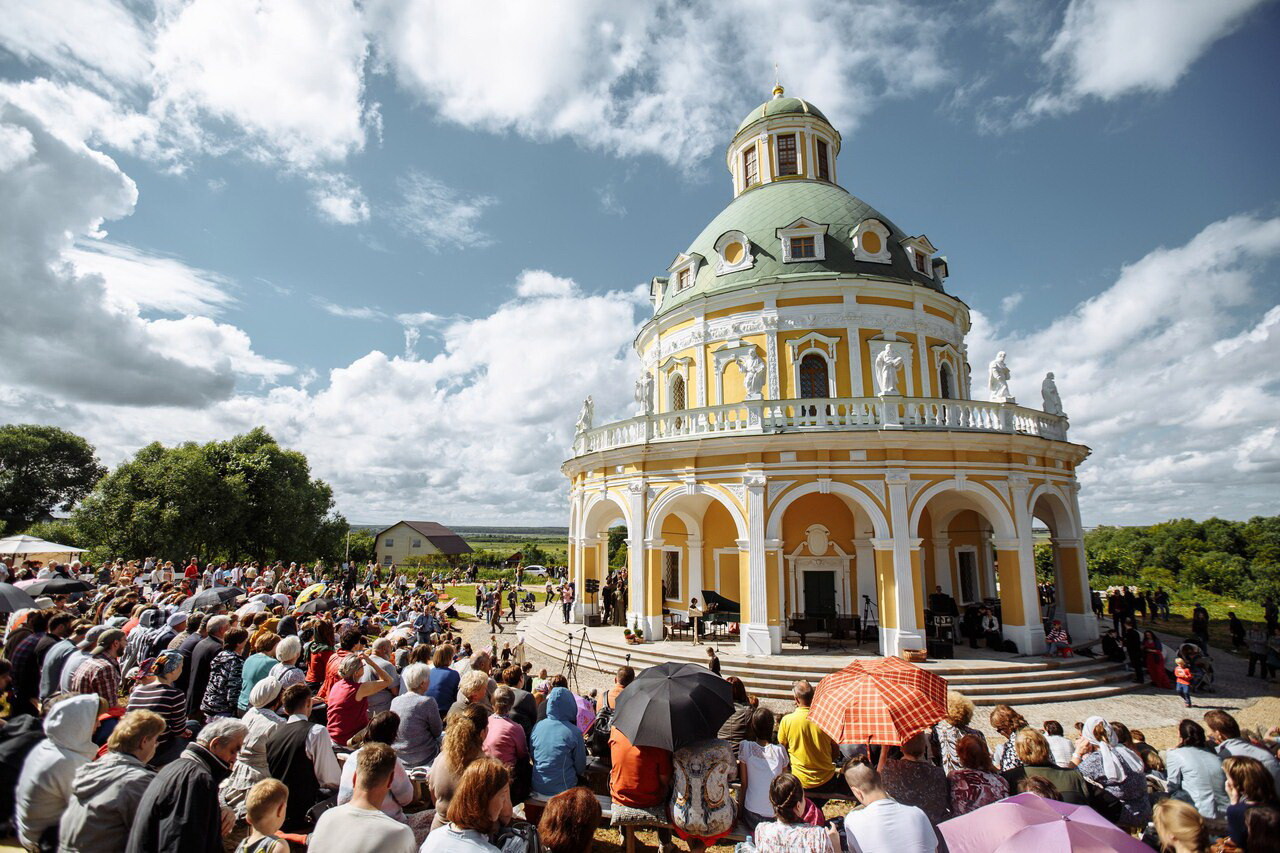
[
  {"x1": 1152, "y1": 604, "x2": 1266, "y2": 656},
  {"x1": 444, "y1": 584, "x2": 477, "y2": 610}
]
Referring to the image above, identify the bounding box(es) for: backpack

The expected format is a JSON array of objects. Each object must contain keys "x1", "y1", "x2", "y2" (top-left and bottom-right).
[{"x1": 585, "y1": 703, "x2": 614, "y2": 761}]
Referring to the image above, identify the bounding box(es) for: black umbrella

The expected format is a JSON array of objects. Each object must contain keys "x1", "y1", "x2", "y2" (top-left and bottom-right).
[
  {"x1": 0, "y1": 583, "x2": 40, "y2": 613},
  {"x1": 295, "y1": 598, "x2": 334, "y2": 614},
  {"x1": 179, "y1": 586, "x2": 246, "y2": 612},
  {"x1": 22, "y1": 578, "x2": 92, "y2": 596},
  {"x1": 612, "y1": 662, "x2": 735, "y2": 751}
]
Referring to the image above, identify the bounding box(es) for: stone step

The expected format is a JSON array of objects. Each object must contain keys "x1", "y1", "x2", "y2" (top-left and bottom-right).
[{"x1": 519, "y1": 617, "x2": 1134, "y2": 706}]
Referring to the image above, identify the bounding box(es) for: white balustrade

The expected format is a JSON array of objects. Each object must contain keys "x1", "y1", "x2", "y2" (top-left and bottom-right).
[{"x1": 572, "y1": 396, "x2": 1069, "y2": 455}]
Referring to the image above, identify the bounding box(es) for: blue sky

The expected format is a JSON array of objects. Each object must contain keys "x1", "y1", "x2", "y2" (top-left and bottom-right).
[{"x1": 1, "y1": 0, "x2": 1278, "y2": 526}]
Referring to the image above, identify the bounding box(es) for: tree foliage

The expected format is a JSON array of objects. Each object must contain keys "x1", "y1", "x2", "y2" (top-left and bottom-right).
[
  {"x1": 0, "y1": 424, "x2": 105, "y2": 532},
  {"x1": 1084, "y1": 515, "x2": 1280, "y2": 599},
  {"x1": 73, "y1": 428, "x2": 345, "y2": 563}
]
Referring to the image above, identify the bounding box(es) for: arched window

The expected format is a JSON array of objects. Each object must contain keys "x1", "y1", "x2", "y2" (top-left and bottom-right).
[
  {"x1": 670, "y1": 373, "x2": 686, "y2": 429},
  {"x1": 670, "y1": 374, "x2": 686, "y2": 411},
  {"x1": 799, "y1": 354, "x2": 829, "y2": 399},
  {"x1": 939, "y1": 362, "x2": 954, "y2": 399}
]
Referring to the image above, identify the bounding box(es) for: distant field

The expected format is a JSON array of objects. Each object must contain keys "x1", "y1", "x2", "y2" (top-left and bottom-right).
[{"x1": 464, "y1": 534, "x2": 569, "y2": 562}]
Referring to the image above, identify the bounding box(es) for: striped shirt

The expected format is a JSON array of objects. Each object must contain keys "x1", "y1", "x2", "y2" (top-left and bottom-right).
[{"x1": 127, "y1": 682, "x2": 188, "y2": 744}]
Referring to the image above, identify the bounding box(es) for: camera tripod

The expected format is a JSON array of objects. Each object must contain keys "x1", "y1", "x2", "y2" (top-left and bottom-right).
[{"x1": 561, "y1": 625, "x2": 603, "y2": 693}]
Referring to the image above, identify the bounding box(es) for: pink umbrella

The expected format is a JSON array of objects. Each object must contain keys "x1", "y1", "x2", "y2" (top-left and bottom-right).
[{"x1": 939, "y1": 793, "x2": 1150, "y2": 853}]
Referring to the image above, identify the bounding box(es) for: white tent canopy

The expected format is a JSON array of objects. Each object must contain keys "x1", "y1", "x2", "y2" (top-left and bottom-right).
[{"x1": 0, "y1": 534, "x2": 85, "y2": 555}]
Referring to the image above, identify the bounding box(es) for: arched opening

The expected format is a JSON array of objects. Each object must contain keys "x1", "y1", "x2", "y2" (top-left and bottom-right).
[
  {"x1": 1031, "y1": 490, "x2": 1097, "y2": 643},
  {"x1": 939, "y1": 362, "x2": 954, "y2": 399},
  {"x1": 578, "y1": 495, "x2": 631, "y2": 626}
]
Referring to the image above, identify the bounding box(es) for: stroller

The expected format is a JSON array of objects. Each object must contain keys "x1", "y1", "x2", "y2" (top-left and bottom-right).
[
  {"x1": 1177, "y1": 641, "x2": 1216, "y2": 693},
  {"x1": 520, "y1": 591, "x2": 537, "y2": 612}
]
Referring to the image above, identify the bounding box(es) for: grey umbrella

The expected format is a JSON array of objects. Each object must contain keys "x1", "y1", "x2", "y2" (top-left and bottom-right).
[
  {"x1": 0, "y1": 583, "x2": 40, "y2": 613},
  {"x1": 611, "y1": 661, "x2": 734, "y2": 751},
  {"x1": 179, "y1": 586, "x2": 246, "y2": 612}
]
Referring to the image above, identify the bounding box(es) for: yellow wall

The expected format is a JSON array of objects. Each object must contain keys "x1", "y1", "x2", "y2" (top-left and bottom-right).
[
  {"x1": 702, "y1": 500, "x2": 740, "y2": 603},
  {"x1": 659, "y1": 514, "x2": 688, "y2": 605},
  {"x1": 875, "y1": 549, "x2": 897, "y2": 629},
  {"x1": 1056, "y1": 544, "x2": 1086, "y2": 613},
  {"x1": 778, "y1": 330, "x2": 849, "y2": 398},
  {"x1": 375, "y1": 523, "x2": 445, "y2": 567},
  {"x1": 994, "y1": 548, "x2": 1025, "y2": 625}
]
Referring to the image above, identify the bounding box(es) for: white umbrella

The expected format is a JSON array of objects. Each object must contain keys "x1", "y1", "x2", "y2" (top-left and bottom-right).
[{"x1": 0, "y1": 534, "x2": 85, "y2": 555}]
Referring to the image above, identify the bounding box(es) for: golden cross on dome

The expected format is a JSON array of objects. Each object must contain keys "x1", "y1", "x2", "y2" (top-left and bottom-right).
[{"x1": 772, "y1": 62, "x2": 784, "y2": 98}]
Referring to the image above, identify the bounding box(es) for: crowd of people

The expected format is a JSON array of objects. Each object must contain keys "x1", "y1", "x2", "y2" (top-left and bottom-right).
[{"x1": 0, "y1": 554, "x2": 1276, "y2": 853}]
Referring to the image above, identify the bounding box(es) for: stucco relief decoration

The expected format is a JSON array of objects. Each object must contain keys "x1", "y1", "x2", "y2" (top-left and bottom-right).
[
  {"x1": 1041, "y1": 372, "x2": 1065, "y2": 416},
  {"x1": 988, "y1": 352, "x2": 1014, "y2": 403},
  {"x1": 805, "y1": 524, "x2": 831, "y2": 556}
]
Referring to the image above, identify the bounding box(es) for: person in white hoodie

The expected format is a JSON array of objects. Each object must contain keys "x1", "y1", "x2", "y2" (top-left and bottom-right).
[
  {"x1": 14, "y1": 694, "x2": 101, "y2": 850},
  {"x1": 58, "y1": 709, "x2": 163, "y2": 853}
]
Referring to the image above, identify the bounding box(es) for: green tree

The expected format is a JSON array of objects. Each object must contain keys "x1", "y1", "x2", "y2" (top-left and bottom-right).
[
  {"x1": 0, "y1": 424, "x2": 105, "y2": 532},
  {"x1": 607, "y1": 526, "x2": 628, "y2": 562},
  {"x1": 74, "y1": 429, "x2": 344, "y2": 562},
  {"x1": 345, "y1": 528, "x2": 376, "y2": 563},
  {"x1": 1033, "y1": 542, "x2": 1055, "y2": 584}
]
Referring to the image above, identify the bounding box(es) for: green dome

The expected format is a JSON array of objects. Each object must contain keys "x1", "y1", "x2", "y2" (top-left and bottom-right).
[
  {"x1": 656, "y1": 179, "x2": 943, "y2": 317},
  {"x1": 735, "y1": 96, "x2": 831, "y2": 136}
]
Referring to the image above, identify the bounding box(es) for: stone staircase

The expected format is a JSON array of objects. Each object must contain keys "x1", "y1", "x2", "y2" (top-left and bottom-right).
[{"x1": 519, "y1": 610, "x2": 1134, "y2": 705}]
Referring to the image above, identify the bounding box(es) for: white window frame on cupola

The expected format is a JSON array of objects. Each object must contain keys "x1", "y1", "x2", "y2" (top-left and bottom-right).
[
  {"x1": 852, "y1": 219, "x2": 891, "y2": 264},
  {"x1": 777, "y1": 218, "x2": 828, "y2": 264},
  {"x1": 811, "y1": 133, "x2": 836, "y2": 183},
  {"x1": 901, "y1": 235, "x2": 938, "y2": 278},
  {"x1": 668, "y1": 253, "x2": 703, "y2": 292},
  {"x1": 786, "y1": 331, "x2": 840, "y2": 398},
  {"x1": 713, "y1": 230, "x2": 754, "y2": 275},
  {"x1": 649, "y1": 276, "x2": 668, "y2": 310}
]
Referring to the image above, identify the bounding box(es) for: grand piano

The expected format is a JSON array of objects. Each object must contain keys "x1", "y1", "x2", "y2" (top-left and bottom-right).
[{"x1": 700, "y1": 589, "x2": 741, "y2": 637}]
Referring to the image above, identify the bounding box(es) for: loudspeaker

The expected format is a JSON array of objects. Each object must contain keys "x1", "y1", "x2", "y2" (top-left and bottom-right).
[
  {"x1": 927, "y1": 638, "x2": 955, "y2": 659},
  {"x1": 584, "y1": 578, "x2": 599, "y2": 593}
]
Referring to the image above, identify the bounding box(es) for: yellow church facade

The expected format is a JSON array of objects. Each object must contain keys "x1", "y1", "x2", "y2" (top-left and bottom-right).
[{"x1": 564, "y1": 88, "x2": 1097, "y2": 657}]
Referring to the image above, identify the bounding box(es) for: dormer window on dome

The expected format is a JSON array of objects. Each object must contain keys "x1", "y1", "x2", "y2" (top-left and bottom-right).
[
  {"x1": 778, "y1": 218, "x2": 828, "y2": 263},
  {"x1": 902, "y1": 235, "x2": 938, "y2": 278},
  {"x1": 668, "y1": 252, "x2": 703, "y2": 291},
  {"x1": 714, "y1": 230, "x2": 753, "y2": 275},
  {"x1": 853, "y1": 219, "x2": 892, "y2": 264}
]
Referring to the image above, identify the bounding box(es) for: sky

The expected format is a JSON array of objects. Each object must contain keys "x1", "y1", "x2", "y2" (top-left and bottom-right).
[{"x1": 1, "y1": 0, "x2": 1278, "y2": 527}]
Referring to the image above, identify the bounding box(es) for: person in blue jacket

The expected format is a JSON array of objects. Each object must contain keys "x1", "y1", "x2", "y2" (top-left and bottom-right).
[
  {"x1": 426, "y1": 645, "x2": 460, "y2": 711},
  {"x1": 530, "y1": 686, "x2": 585, "y2": 797}
]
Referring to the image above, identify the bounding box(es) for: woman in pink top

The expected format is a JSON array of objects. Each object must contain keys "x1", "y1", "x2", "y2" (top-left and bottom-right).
[
  {"x1": 482, "y1": 686, "x2": 529, "y2": 767},
  {"x1": 326, "y1": 651, "x2": 394, "y2": 746}
]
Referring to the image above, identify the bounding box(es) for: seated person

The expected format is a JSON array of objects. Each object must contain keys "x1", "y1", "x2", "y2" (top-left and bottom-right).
[
  {"x1": 530, "y1": 687, "x2": 585, "y2": 798},
  {"x1": 265, "y1": 684, "x2": 342, "y2": 833},
  {"x1": 609, "y1": 721, "x2": 673, "y2": 846},
  {"x1": 777, "y1": 680, "x2": 847, "y2": 800}
]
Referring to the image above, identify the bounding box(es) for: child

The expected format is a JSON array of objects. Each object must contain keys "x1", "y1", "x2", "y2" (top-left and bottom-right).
[
  {"x1": 1174, "y1": 657, "x2": 1193, "y2": 707},
  {"x1": 237, "y1": 778, "x2": 289, "y2": 853}
]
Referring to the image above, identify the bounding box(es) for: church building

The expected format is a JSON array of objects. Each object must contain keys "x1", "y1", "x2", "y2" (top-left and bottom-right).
[{"x1": 564, "y1": 86, "x2": 1096, "y2": 657}]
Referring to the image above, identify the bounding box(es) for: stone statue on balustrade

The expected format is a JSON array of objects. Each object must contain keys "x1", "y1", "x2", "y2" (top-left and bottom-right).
[
  {"x1": 988, "y1": 351, "x2": 1014, "y2": 402},
  {"x1": 736, "y1": 349, "x2": 766, "y2": 400},
  {"x1": 874, "y1": 344, "x2": 904, "y2": 396},
  {"x1": 634, "y1": 372, "x2": 654, "y2": 415},
  {"x1": 575, "y1": 396, "x2": 594, "y2": 434},
  {"x1": 1041, "y1": 372, "x2": 1065, "y2": 416}
]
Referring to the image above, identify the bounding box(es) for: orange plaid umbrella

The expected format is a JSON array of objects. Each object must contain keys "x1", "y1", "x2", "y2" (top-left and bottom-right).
[{"x1": 808, "y1": 656, "x2": 948, "y2": 745}]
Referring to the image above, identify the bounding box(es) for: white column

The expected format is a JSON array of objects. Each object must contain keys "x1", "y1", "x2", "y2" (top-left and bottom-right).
[
  {"x1": 1004, "y1": 475, "x2": 1047, "y2": 654},
  {"x1": 932, "y1": 537, "x2": 953, "y2": 596},
  {"x1": 883, "y1": 470, "x2": 925, "y2": 655},
  {"x1": 740, "y1": 473, "x2": 776, "y2": 655},
  {"x1": 767, "y1": 538, "x2": 785, "y2": 645},
  {"x1": 642, "y1": 538, "x2": 665, "y2": 641},
  {"x1": 625, "y1": 482, "x2": 649, "y2": 634},
  {"x1": 854, "y1": 539, "x2": 875, "y2": 615},
  {"x1": 687, "y1": 538, "x2": 704, "y2": 604}
]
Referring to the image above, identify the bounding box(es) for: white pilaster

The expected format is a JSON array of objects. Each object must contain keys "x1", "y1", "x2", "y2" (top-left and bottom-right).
[
  {"x1": 932, "y1": 537, "x2": 953, "y2": 596},
  {"x1": 626, "y1": 482, "x2": 648, "y2": 634},
  {"x1": 1004, "y1": 474, "x2": 1047, "y2": 654},
  {"x1": 883, "y1": 469, "x2": 925, "y2": 655},
  {"x1": 687, "y1": 538, "x2": 704, "y2": 604},
  {"x1": 740, "y1": 473, "x2": 777, "y2": 655},
  {"x1": 641, "y1": 537, "x2": 665, "y2": 640}
]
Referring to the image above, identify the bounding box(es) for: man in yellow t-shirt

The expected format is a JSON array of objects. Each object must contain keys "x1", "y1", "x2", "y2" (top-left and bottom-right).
[{"x1": 777, "y1": 679, "x2": 847, "y2": 798}]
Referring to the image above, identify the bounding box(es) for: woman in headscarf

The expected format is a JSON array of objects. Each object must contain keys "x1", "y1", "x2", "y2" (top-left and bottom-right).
[
  {"x1": 269, "y1": 635, "x2": 306, "y2": 690},
  {"x1": 220, "y1": 676, "x2": 284, "y2": 818},
  {"x1": 1070, "y1": 715, "x2": 1152, "y2": 829}
]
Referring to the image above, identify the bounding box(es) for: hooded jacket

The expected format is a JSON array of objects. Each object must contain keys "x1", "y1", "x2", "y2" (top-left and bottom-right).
[
  {"x1": 58, "y1": 749, "x2": 155, "y2": 853},
  {"x1": 125, "y1": 742, "x2": 231, "y2": 853},
  {"x1": 14, "y1": 694, "x2": 100, "y2": 848},
  {"x1": 529, "y1": 687, "x2": 585, "y2": 797}
]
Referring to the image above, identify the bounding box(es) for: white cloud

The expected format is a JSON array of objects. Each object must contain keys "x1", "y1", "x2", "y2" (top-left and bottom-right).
[
  {"x1": 597, "y1": 183, "x2": 626, "y2": 217},
  {"x1": 368, "y1": 0, "x2": 950, "y2": 166},
  {"x1": 389, "y1": 170, "x2": 496, "y2": 252},
  {"x1": 396, "y1": 311, "x2": 444, "y2": 326},
  {"x1": 0, "y1": 0, "x2": 153, "y2": 94},
  {"x1": 1027, "y1": 0, "x2": 1267, "y2": 117},
  {"x1": 970, "y1": 214, "x2": 1280, "y2": 522},
  {"x1": 67, "y1": 240, "x2": 236, "y2": 317},
  {"x1": 0, "y1": 270, "x2": 646, "y2": 524},
  {"x1": 0, "y1": 105, "x2": 290, "y2": 407},
  {"x1": 1000, "y1": 292, "x2": 1024, "y2": 314},
  {"x1": 309, "y1": 173, "x2": 371, "y2": 224},
  {"x1": 148, "y1": 0, "x2": 372, "y2": 170},
  {"x1": 315, "y1": 299, "x2": 385, "y2": 321}
]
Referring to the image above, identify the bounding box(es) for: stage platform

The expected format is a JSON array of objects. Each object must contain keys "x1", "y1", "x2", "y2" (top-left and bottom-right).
[{"x1": 518, "y1": 606, "x2": 1133, "y2": 705}]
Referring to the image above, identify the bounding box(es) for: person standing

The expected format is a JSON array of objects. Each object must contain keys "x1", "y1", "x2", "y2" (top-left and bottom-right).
[
  {"x1": 1123, "y1": 619, "x2": 1145, "y2": 685},
  {"x1": 688, "y1": 598, "x2": 704, "y2": 645},
  {"x1": 560, "y1": 583, "x2": 575, "y2": 624}
]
